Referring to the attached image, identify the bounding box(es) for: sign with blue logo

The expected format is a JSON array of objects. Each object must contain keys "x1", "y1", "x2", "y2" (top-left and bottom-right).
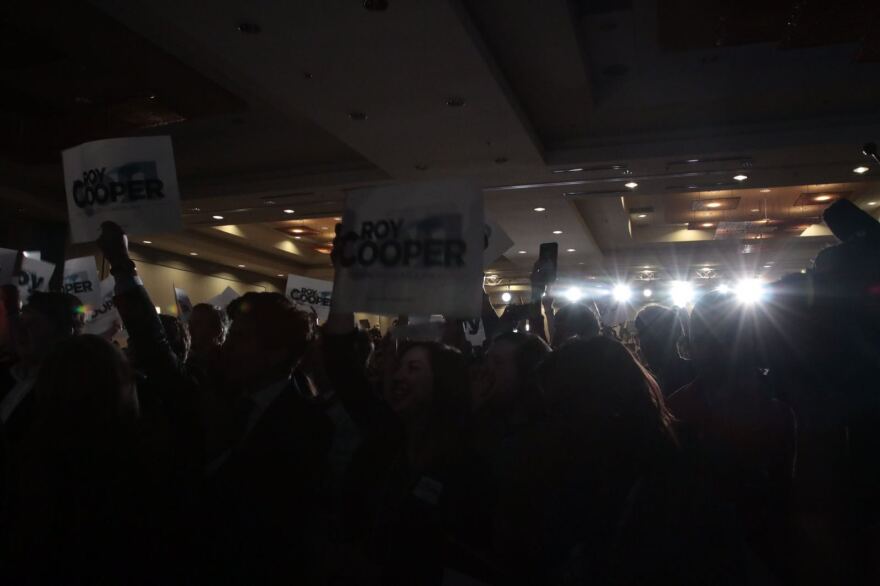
[
  {"x1": 334, "y1": 179, "x2": 484, "y2": 317},
  {"x1": 63, "y1": 136, "x2": 183, "y2": 243}
]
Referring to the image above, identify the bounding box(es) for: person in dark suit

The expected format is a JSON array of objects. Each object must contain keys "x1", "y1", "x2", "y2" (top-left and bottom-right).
[
  {"x1": 97, "y1": 223, "x2": 333, "y2": 584},
  {"x1": 203, "y1": 291, "x2": 334, "y2": 584}
]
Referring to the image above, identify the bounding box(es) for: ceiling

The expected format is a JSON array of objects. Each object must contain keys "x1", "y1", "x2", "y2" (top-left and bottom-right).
[{"x1": 2, "y1": 0, "x2": 880, "y2": 300}]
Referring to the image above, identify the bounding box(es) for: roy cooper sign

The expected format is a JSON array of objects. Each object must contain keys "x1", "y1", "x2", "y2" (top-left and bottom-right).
[
  {"x1": 333, "y1": 180, "x2": 484, "y2": 317},
  {"x1": 63, "y1": 136, "x2": 183, "y2": 243}
]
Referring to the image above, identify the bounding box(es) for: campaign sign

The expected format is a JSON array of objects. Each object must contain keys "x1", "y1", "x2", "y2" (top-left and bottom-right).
[
  {"x1": 174, "y1": 287, "x2": 193, "y2": 321},
  {"x1": 84, "y1": 276, "x2": 119, "y2": 335},
  {"x1": 62, "y1": 136, "x2": 183, "y2": 243},
  {"x1": 0, "y1": 248, "x2": 17, "y2": 286},
  {"x1": 63, "y1": 256, "x2": 101, "y2": 310},
  {"x1": 285, "y1": 274, "x2": 333, "y2": 322},
  {"x1": 334, "y1": 180, "x2": 484, "y2": 317},
  {"x1": 16, "y1": 257, "x2": 55, "y2": 303},
  {"x1": 206, "y1": 286, "x2": 240, "y2": 310}
]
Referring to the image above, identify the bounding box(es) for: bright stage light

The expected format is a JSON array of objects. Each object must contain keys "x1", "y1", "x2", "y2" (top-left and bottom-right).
[
  {"x1": 501, "y1": 291, "x2": 512, "y2": 303},
  {"x1": 565, "y1": 287, "x2": 583, "y2": 302},
  {"x1": 643, "y1": 288, "x2": 652, "y2": 298},
  {"x1": 735, "y1": 278, "x2": 766, "y2": 304},
  {"x1": 716, "y1": 283, "x2": 730, "y2": 294},
  {"x1": 612, "y1": 284, "x2": 633, "y2": 303},
  {"x1": 669, "y1": 281, "x2": 695, "y2": 307}
]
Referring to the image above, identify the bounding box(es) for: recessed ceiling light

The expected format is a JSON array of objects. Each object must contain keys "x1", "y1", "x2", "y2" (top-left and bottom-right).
[
  {"x1": 854, "y1": 166, "x2": 869, "y2": 174},
  {"x1": 292, "y1": 228, "x2": 305, "y2": 233},
  {"x1": 869, "y1": 201, "x2": 878, "y2": 206},
  {"x1": 552, "y1": 230, "x2": 563, "y2": 235},
  {"x1": 518, "y1": 250, "x2": 527, "y2": 254},
  {"x1": 189, "y1": 252, "x2": 198, "y2": 256},
  {"x1": 763, "y1": 265, "x2": 772, "y2": 269},
  {"x1": 687, "y1": 158, "x2": 700, "y2": 163},
  {"x1": 625, "y1": 182, "x2": 638, "y2": 189},
  {"x1": 237, "y1": 264, "x2": 246, "y2": 268},
  {"x1": 283, "y1": 209, "x2": 295, "y2": 214},
  {"x1": 733, "y1": 174, "x2": 748, "y2": 181},
  {"x1": 321, "y1": 226, "x2": 329, "y2": 230},
  {"x1": 294, "y1": 236, "x2": 302, "y2": 240},
  {"x1": 212, "y1": 215, "x2": 224, "y2": 220},
  {"x1": 760, "y1": 189, "x2": 771, "y2": 193},
  {"x1": 814, "y1": 195, "x2": 832, "y2": 202},
  {"x1": 334, "y1": 217, "x2": 342, "y2": 221},
  {"x1": 142, "y1": 240, "x2": 152, "y2": 244},
  {"x1": 706, "y1": 202, "x2": 722, "y2": 208},
  {"x1": 701, "y1": 223, "x2": 714, "y2": 228},
  {"x1": 751, "y1": 208, "x2": 760, "y2": 212},
  {"x1": 277, "y1": 274, "x2": 284, "y2": 277},
  {"x1": 567, "y1": 248, "x2": 576, "y2": 252},
  {"x1": 637, "y1": 214, "x2": 647, "y2": 218},
  {"x1": 533, "y1": 207, "x2": 546, "y2": 212}
]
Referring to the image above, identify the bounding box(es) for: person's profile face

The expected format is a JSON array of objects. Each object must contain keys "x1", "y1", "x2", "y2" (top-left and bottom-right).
[{"x1": 387, "y1": 346, "x2": 434, "y2": 421}]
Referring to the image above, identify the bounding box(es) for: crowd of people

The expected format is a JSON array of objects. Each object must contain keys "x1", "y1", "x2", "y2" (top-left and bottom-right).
[{"x1": 0, "y1": 202, "x2": 879, "y2": 584}]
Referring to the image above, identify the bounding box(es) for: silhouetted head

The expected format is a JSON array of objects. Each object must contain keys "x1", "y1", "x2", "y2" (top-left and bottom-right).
[
  {"x1": 553, "y1": 301, "x2": 600, "y2": 347},
  {"x1": 687, "y1": 291, "x2": 762, "y2": 378},
  {"x1": 35, "y1": 334, "x2": 138, "y2": 448},
  {"x1": 159, "y1": 314, "x2": 190, "y2": 364},
  {"x1": 15, "y1": 292, "x2": 83, "y2": 367},
  {"x1": 221, "y1": 293, "x2": 312, "y2": 390},
  {"x1": 538, "y1": 335, "x2": 676, "y2": 462},
  {"x1": 634, "y1": 304, "x2": 684, "y2": 371},
  {"x1": 189, "y1": 303, "x2": 228, "y2": 357},
  {"x1": 478, "y1": 331, "x2": 550, "y2": 410}
]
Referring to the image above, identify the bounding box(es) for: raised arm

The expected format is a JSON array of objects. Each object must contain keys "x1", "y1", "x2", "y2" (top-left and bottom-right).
[{"x1": 97, "y1": 222, "x2": 182, "y2": 379}]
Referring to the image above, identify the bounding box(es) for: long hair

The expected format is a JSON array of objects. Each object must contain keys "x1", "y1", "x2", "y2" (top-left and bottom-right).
[
  {"x1": 538, "y1": 336, "x2": 678, "y2": 466},
  {"x1": 396, "y1": 341, "x2": 470, "y2": 455}
]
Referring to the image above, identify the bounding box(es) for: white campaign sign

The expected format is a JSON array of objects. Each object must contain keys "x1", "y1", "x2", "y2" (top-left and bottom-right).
[
  {"x1": 285, "y1": 274, "x2": 333, "y2": 322},
  {"x1": 483, "y1": 218, "x2": 514, "y2": 269},
  {"x1": 62, "y1": 136, "x2": 183, "y2": 243},
  {"x1": 206, "y1": 286, "x2": 240, "y2": 310},
  {"x1": 16, "y1": 257, "x2": 55, "y2": 302},
  {"x1": 84, "y1": 276, "x2": 119, "y2": 335},
  {"x1": 63, "y1": 256, "x2": 101, "y2": 310},
  {"x1": 174, "y1": 286, "x2": 193, "y2": 321},
  {"x1": 0, "y1": 248, "x2": 17, "y2": 286},
  {"x1": 334, "y1": 180, "x2": 484, "y2": 317}
]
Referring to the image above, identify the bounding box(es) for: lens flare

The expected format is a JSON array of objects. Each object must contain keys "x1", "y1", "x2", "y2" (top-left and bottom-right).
[
  {"x1": 735, "y1": 279, "x2": 766, "y2": 304},
  {"x1": 669, "y1": 281, "x2": 695, "y2": 307},
  {"x1": 612, "y1": 284, "x2": 632, "y2": 303}
]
